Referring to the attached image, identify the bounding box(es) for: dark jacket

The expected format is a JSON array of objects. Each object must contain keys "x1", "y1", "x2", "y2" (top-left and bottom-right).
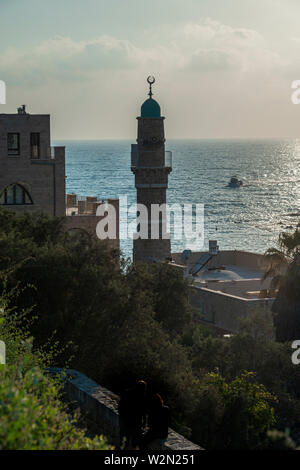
[
  {"x1": 118, "y1": 387, "x2": 146, "y2": 431},
  {"x1": 145, "y1": 405, "x2": 170, "y2": 441}
]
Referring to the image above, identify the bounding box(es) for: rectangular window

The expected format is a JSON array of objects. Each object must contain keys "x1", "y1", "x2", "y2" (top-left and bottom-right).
[
  {"x1": 7, "y1": 133, "x2": 20, "y2": 155},
  {"x1": 30, "y1": 133, "x2": 40, "y2": 158}
]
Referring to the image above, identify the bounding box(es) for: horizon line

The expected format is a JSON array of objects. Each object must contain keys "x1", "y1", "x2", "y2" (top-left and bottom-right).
[{"x1": 51, "y1": 136, "x2": 300, "y2": 141}]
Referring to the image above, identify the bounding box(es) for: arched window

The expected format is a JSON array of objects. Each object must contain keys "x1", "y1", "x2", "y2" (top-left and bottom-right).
[{"x1": 0, "y1": 184, "x2": 33, "y2": 205}]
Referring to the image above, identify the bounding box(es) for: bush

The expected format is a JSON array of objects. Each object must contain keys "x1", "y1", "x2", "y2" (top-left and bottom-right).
[
  {"x1": 192, "y1": 372, "x2": 276, "y2": 450},
  {"x1": 0, "y1": 363, "x2": 109, "y2": 450},
  {"x1": 0, "y1": 293, "x2": 110, "y2": 450},
  {"x1": 262, "y1": 430, "x2": 297, "y2": 450}
]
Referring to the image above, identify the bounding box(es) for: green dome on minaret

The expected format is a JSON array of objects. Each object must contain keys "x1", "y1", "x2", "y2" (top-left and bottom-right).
[
  {"x1": 141, "y1": 98, "x2": 161, "y2": 118},
  {"x1": 141, "y1": 76, "x2": 161, "y2": 118}
]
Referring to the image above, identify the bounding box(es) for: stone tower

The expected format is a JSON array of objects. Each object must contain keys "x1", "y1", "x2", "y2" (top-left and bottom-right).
[{"x1": 131, "y1": 77, "x2": 172, "y2": 263}]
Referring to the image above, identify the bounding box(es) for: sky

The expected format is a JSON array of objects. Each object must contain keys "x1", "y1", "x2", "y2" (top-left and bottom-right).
[{"x1": 1, "y1": 0, "x2": 300, "y2": 139}]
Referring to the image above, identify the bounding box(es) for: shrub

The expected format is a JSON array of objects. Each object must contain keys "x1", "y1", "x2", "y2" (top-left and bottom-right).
[
  {"x1": 0, "y1": 294, "x2": 110, "y2": 450},
  {"x1": 191, "y1": 372, "x2": 276, "y2": 449},
  {"x1": 0, "y1": 362, "x2": 110, "y2": 450}
]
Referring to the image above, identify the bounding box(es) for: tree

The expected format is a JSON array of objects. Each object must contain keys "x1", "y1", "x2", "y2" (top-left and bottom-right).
[
  {"x1": 263, "y1": 229, "x2": 300, "y2": 341},
  {"x1": 151, "y1": 263, "x2": 192, "y2": 335},
  {"x1": 0, "y1": 208, "x2": 196, "y2": 434},
  {"x1": 0, "y1": 292, "x2": 110, "y2": 450},
  {"x1": 3, "y1": 208, "x2": 300, "y2": 448},
  {"x1": 192, "y1": 372, "x2": 276, "y2": 450}
]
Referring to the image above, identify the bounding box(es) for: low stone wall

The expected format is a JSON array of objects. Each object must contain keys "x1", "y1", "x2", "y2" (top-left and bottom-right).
[
  {"x1": 49, "y1": 368, "x2": 202, "y2": 451},
  {"x1": 197, "y1": 278, "x2": 272, "y2": 297}
]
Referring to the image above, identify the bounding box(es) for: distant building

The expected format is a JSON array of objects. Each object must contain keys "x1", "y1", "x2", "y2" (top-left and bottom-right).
[
  {"x1": 66, "y1": 193, "x2": 119, "y2": 250},
  {"x1": 171, "y1": 247, "x2": 275, "y2": 335},
  {"x1": 0, "y1": 105, "x2": 119, "y2": 250},
  {"x1": 0, "y1": 105, "x2": 65, "y2": 216},
  {"x1": 131, "y1": 77, "x2": 172, "y2": 262}
]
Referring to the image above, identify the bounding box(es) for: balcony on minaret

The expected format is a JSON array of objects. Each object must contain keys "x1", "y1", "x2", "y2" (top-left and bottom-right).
[{"x1": 131, "y1": 144, "x2": 172, "y2": 169}]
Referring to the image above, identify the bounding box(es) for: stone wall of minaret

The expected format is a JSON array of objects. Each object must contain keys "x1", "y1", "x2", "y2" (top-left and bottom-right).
[{"x1": 131, "y1": 88, "x2": 172, "y2": 263}]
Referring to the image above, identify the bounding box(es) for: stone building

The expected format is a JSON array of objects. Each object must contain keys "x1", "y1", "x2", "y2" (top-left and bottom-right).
[
  {"x1": 0, "y1": 105, "x2": 65, "y2": 216},
  {"x1": 0, "y1": 105, "x2": 119, "y2": 249},
  {"x1": 66, "y1": 193, "x2": 119, "y2": 250},
  {"x1": 131, "y1": 77, "x2": 172, "y2": 262},
  {"x1": 171, "y1": 248, "x2": 275, "y2": 334}
]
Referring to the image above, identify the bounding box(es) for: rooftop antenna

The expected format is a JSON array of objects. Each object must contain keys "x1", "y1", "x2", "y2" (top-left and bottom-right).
[
  {"x1": 147, "y1": 75, "x2": 155, "y2": 98},
  {"x1": 17, "y1": 104, "x2": 27, "y2": 115}
]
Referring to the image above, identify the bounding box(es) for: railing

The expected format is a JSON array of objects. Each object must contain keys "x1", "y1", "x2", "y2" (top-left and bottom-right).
[{"x1": 131, "y1": 144, "x2": 172, "y2": 168}]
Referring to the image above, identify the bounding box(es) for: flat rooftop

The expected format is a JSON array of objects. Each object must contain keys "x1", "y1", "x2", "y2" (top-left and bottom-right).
[
  {"x1": 172, "y1": 249, "x2": 266, "y2": 272},
  {"x1": 66, "y1": 193, "x2": 118, "y2": 216},
  {"x1": 171, "y1": 249, "x2": 274, "y2": 299},
  {"x1": 194, "y1": 264, "x2": 263, "y2": 282}
]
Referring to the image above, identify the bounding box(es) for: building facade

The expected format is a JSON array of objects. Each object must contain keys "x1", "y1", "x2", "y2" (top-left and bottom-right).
[
  {"x1": 131, "y1": 78, "x2": 172, "y2": 262},
  {"x1": 0, "y1": 105, "x2": 120, "y2": 251},
  {"x1": 0, "y1": 106, "x2": 65, "y2": 216},
  {"x1": 66, "y1": 193, "x2": 120, "y2": 250},
  {"x1": 171, "y1": 249, "x2": 274, "y2": 335}
]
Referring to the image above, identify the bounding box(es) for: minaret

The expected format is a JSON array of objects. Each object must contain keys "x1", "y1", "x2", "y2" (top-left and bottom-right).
[{"x1": 131, "y1": 76, "x2": 172, "y2": 263}]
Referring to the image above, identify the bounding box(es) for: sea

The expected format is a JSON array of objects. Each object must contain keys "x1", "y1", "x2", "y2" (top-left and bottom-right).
[{"x1": 53, "y1": 139, "x2": 300, "y2": 259}]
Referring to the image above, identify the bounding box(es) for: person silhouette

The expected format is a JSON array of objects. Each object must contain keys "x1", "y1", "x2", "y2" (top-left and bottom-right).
[
  {"x1": 140, "y1": 393, "x2": 170, "y2": 450},
  {"x1": 118, "y1": 380, "x2": 147, "y2": 449}
]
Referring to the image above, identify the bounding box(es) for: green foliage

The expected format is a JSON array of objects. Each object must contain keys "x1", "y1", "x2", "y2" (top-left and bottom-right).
[
  {"x1": 2, "y1": 208, "x2": 300, "y2": 449},
  {"x1": 0, "y1": 208, "x2": 195, "y2": 435},
  {"x1": 0, "y1": 363, "x2": 109, "y2": 450},
  {"x1": 150, "y1": 263, "x2": 192, "y2": 335},
  {"x1": 0, "y1": 292, "x2": 110, "y2": 450},
  {"x1": 263, "y1": 430, "x2": 297, "y2": 450},
  {"x1": 238, "y1": 306, "x2": 275, "y2": 341},
  {"x1": 263, "y1": 228, "x2": 300, "y2": 341},
  {"x1": 192, "y1": 372, "x2": 276, "y2": 449},
  {"x1": 189, "y1": 310, "x2": 300, "y2": 436},
  {"x1": 0, "y1": 209, "x2": 64, "y2": 247}
]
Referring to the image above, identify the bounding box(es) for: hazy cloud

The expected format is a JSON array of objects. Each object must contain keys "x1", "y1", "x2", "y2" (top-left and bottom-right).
[
  {"x1": 0, "y1": 36, "x2": 139, "y2": 85},
  {"x1": 0, "y1": 18, "x2": 282, "y2": 87},
  {"x1": 0, "y1": 14, "x2": 297, "y2": 139},
  {"x1": 179, "y1": 19, "x2": 281, "y2": 72}
]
